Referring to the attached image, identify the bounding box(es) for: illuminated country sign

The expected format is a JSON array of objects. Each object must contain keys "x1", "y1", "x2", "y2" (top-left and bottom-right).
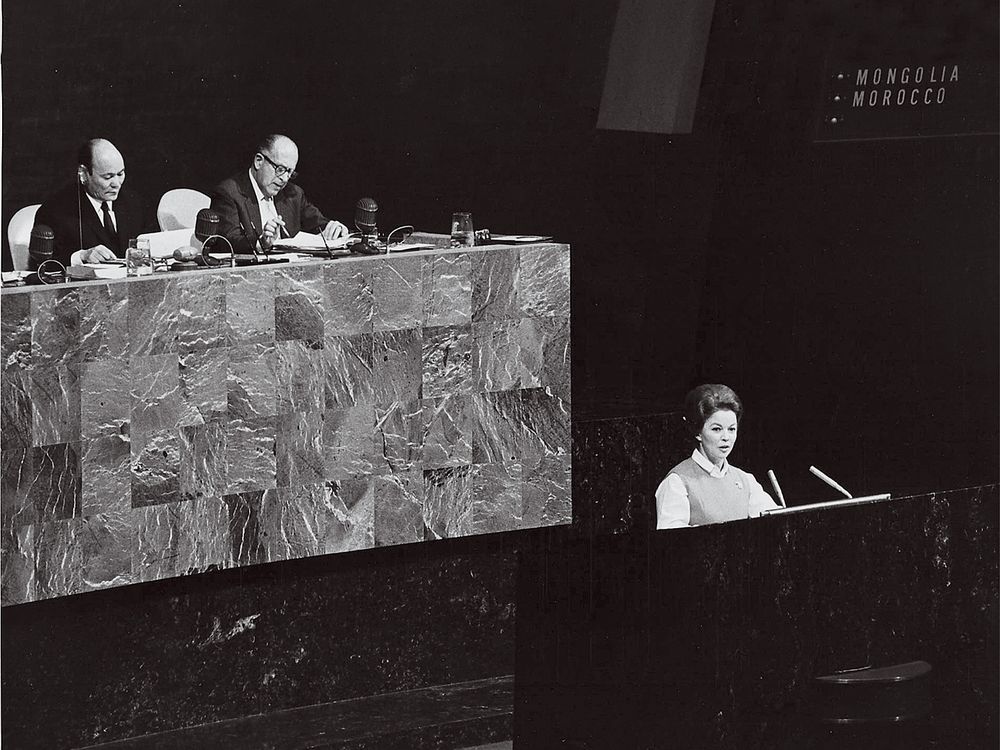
[{"x1": 815, "y1": 60, "x2": 997, "y2": 142}]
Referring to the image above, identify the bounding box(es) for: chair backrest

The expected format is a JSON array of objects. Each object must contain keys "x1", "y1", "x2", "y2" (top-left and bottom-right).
[
  {"x1": 156, "y1": 188, "x2": 210, "y2": 231},
  {"x1": 7, "y1": 204, "x2": 41, "y2": 271}
]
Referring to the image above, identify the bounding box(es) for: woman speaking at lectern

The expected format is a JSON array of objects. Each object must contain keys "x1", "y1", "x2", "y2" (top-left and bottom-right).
[{"x1": 655, "y1": 384, "x2": 778, "y2": 529}]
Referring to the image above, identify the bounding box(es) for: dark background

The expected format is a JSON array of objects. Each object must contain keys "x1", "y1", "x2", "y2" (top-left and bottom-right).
[{"x1": 3, "y1": 0, "x2": 997, "y2": 501}]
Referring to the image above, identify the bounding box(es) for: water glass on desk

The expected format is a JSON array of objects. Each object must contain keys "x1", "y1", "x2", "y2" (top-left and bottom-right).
[
  {"x1": 450, "y1": 212, "x2": 475, "y2": 247},
  {"x1": 127, "y1": 238, "x2": 152, "y2": 276}
]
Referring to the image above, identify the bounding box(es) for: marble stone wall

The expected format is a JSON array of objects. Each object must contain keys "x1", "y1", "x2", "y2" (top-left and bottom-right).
[{"x1": 0, "y1": 242, "x2": 572, "y2": 604}]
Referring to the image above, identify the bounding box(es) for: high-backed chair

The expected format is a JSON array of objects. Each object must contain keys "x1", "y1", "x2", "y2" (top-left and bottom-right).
[
  {"x1": 156, "y1": 188, "x2": 210, "y2": 231},
  {"x1": 7, "y1": 204, "x2": 41, "y2": 271}
]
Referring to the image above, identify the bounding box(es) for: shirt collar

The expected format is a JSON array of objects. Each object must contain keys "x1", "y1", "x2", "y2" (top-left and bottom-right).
[
  {"x1": 248, "y1": 168, "x2": 269, "y2": 204},
  {"x1": 692, "y1": 448, "x2": 728, "y2": 477},
  {"x1": 84, "y1": 192, "x2": 110, "y2": 215}
]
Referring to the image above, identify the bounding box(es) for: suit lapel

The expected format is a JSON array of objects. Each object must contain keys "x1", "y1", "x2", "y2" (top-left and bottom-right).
[
  {"x1": 237, "y1": 172, "x2": 264, "y2": 240},
  {"x1": 80, "y1": 189, "x2": 118, "y2": 252}
]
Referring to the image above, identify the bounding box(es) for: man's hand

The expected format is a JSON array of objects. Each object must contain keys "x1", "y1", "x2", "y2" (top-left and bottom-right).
[
  {"x1": 261, "y1": 217, "x2": 284, "y2": 248},
  {"x1": 82, "y1": 245, "x2": 117, "y2": 263},
  {"x1": 321, "y1": 220, "x2": 349, "y2": 240}
]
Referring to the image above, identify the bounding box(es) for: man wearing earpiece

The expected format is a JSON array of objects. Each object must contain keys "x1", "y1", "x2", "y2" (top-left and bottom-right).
[
  {"x1": 210, "y1": 134, "x2": 349, "y2": 254},
  {"x1": 33, "y1": 138, "x2": 150, "y2": 266}
]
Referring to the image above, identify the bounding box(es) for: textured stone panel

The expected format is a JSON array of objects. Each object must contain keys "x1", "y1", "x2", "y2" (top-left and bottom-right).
[
  {"x1": 373, "y1": 328, "x2": 422, "y2": 403},
  {"x1": 422, "y1": 394, "x2": 473, "y2": 469},
  {"x1": 131, "y1": 428, "x2": 180, "y2": 507},
  {"x1": 77, "y1": 510, "x2": 135, "y2": 593},
  {"x1": 470, "y1": 461, "x2": 523, "y2": 534},
  {"x1": 225, "y1": 490, "x2": 266, "y2": 566},
  {"x1": 374, "y1": 470, "x2": 425, "y2": 546},
  {"x1": 228, "y1": 343, "x2": 276, "y2": 420},
  {"x1": 325, "y1": 333, "x2": 374, "y2": 407},
  {"x1": 128, "y1": 277, "x2": 180, "y2": 356},
  {"x1": 276, "y1": 410, "x2": 326, "y2": 488},
  {"x1": 1, "y1": 370, "x2": 32, "y2": 451},
  {"x1": 30, "y1": 287, "x2": 80, "y2": 367},
  {"x1": 324, "y1": 405, "x2": 377, "y2": 480},
  {"x1": 472, "y1": 247, "x2": 518, "y2": 322},
  {"x1": 275, "y1": 339, "x2": 325, "y2": 415},
  {"x1": 323, "y1": 263, "x2": 373, "y2": 335},
  {"x1": 423, "y1": 252, "x2": 472, "y2": 327},
  {"x1": 423, "y1": 465, "x2": 475, "y2": 539},
  {"x1": 0, "y1": 523, "x2": 35, "y2": 605},
  {"x1": 177, "y1": 274, "x2": 227, "y2": 352},
  {"x1": 30, "y1": 442, "x2": 81, "y2": 523},
  {"x1": 179, "y1": 419, "x2": 228, "y2": 501},
  {"x1": 81, "y1": 434, "x2": 131, "y2": 516},
  {"x1": 473, "y1": 319, "x2": 543, "y2": 393},
  {"x1": 30, "y1": 364, "x2": 81, "y2": 446},
  {"x1": 1, "y1": 242, "x2": 573, "y2": 603},
  {"x1": 1, "y1": 292, "x2": 32, "y2": 372},
  {"x1": 375, "y1": 400, "x2": 424, "y2": 473},
  {"x1": 130, "y1": 354, "x2": 180, "y2": 439},
  {"x1": 518, "y1": 386, "x2": 571, "y2": 471},
  {"x1": 33, "y1": 518, "x2": 84, "y2": 599},
  {"x1": 2, "y1": 447, "x2": 34, "y2": 530},
  {"x1": 226, "y1": 269, "x2": 275, "y2": 345},
  {"x1": 522, "y1": 453, "x2": 572, "y2": 529},
  {"x1": 519, "y1": 244, "x2": 570, "y2": 318},
  {"x1": 259, "y1": 480, "x2": 374, "y2": 560},
  {"x1": 275, "y1": 264, "x2": 325, "y2": 344},
  {"x1": 472, "y1": 390, "x2": 527, "y2": 464},
  {"x1": 423, "y1": 324, "x2": 473, "y2": 398},
  {"x1": 225, "y1": 417, "x2": 277, "y2": 494},
  {"x1": 78, "y1": 282, "x2": 129, "y2": 362},
  {"x1": 178, "y1": 348, "x2": 228, "y2": 427},
  {"x1": 372, "y1": 256, "x2": 423, "y2": 331},
  {"x1": 80, "y1": 359, "x2": 131, "y2": 440}
]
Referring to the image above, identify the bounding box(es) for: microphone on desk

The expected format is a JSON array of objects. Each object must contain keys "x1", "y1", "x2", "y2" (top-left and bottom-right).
[
  {"x1": 28, "y1": 225, "x2": 55, "y2": 271},
  {"x1": 188, "y1": 209, "x2": 234, "y2": 267},
  {"x1": 767, "y1": 469, "x2": 787, "y2": 508},
  {"x1": 809, "y1": 465, "x2": 853, "y2": 499},
  {"x1": 353, "y1": 197, "x2": 383, "y2": 255}
]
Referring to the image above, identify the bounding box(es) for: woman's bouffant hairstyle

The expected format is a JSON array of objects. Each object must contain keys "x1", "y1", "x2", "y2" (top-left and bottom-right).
[{"x1": 683, "y1": 384, "x2": 743, "y2": 438}]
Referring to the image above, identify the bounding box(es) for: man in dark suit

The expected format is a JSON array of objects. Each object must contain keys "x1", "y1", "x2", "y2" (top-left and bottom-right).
[
  {"x1": 34, "y1": 138, "x2": 149, "y2": 266},
  {"x1": 210, "y1": 134, "x2": 349, "y2": 254}
]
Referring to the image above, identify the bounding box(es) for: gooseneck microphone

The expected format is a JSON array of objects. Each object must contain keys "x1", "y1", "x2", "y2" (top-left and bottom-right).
[
  {"x1": 353, "y1": 197, "x2": 382, "y2": 255},
  {"x1": 28, "y1": 225, "x2": 56, "y2": 271},
  {"x1": 767, "y1": 469, "x2": 786, "y2": 508},
  {"x1": 808, "y1": 465, "x2": 853, "y2": 499}
]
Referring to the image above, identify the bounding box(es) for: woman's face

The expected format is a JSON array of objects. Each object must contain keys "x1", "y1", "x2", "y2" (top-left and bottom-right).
[{"x1": 697, "y1": 409, "x2": 738, "y2": 466}]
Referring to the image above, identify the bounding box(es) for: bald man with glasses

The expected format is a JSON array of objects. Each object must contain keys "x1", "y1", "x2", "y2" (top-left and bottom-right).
[{"x1": 210, "y1": 134, "x2": 349, "y2": 254}]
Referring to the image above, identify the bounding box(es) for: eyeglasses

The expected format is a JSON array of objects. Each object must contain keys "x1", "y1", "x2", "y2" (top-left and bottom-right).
[{"x1": 258, "y1": 153, "x2": 298, "y2": 180}]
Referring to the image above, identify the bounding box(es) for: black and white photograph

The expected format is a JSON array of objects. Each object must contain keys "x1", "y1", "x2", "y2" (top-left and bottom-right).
[{"x1": 1, "y1": 0, "x2": 996, "y2": 748}]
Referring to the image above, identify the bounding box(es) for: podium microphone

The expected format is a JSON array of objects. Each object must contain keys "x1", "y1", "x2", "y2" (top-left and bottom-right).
[
  {"x1": 353, "y1": 197, "x2": 382, "y2": 255},
  {"x1": 809, "y1": 465, "x2": 853, "y2": 499},
  {"x1": 28, "y1": 225, "x2": 56, "y2": 270},
  {"x1": 767, "y1": 469, "x2": 786, "y2": 508}
]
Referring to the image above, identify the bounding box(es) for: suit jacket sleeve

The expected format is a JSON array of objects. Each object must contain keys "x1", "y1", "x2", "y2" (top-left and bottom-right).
[
  {"x1": 210, "y1": 178, "x2": 256, "y2": 254},
  {"x1": 297, "y1": 189, "x2": 330, "y2": 234}
]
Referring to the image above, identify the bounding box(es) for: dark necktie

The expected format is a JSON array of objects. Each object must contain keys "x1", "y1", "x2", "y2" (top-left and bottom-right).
[{"x1": 101, "y1": 201, "x2": 117, "y2": 239}]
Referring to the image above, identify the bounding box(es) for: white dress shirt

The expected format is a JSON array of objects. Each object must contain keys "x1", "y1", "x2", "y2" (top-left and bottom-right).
[
  {"x1": 655, "y1": 449, "x2": 776, "y2": 529},
  {"x1": 248, "y1": 169, "x2": 279, "y2": 243},
  {"x1": 70, "y1": 194, "x2": 118, "y2": 265}
]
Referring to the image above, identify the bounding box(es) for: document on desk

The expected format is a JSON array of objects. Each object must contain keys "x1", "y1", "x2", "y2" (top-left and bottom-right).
[{"x1": 272, "y1": 232, "x2": 356, "y2": 254}]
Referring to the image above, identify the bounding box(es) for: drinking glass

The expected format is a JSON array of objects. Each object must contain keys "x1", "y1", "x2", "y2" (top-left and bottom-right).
[
  {"x1": 127, "y1": 238, "x2": 152, "y2": 276},
  {"x1": 450, "y1": 212, "x2": 475, "y2": 248}
]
